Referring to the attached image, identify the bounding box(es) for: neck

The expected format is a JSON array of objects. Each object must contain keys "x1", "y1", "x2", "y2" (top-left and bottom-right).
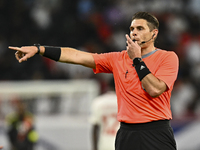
[{"x1": 141, "y1": 43, "x2": 155, "y2": 56}]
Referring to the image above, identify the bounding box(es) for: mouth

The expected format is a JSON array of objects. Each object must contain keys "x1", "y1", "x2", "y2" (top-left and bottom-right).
[{"x1": 132, "y1": 39, "x2": 138, "y2": 42}]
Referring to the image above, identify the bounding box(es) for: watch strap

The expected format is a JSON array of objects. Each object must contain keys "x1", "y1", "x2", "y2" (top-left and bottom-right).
[{"x1": 34, "y1": 44, "x2": 41, "y2": 54}]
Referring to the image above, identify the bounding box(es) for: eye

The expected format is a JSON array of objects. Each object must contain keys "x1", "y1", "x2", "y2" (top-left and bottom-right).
[
  {"x1": 138, "y1": 26, "x2": 143, "y2": 30},
  {"x1": 130, "y1": 27, "x2": 134, "y2": 31}
]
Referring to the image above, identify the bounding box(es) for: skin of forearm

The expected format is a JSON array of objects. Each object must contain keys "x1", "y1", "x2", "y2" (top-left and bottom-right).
[
  {"x1": 141, "y1": 73, "x2": 167, "y2": 98},
  {"x1": 40, "y1": 46, "x2": 96, "y2": 69}
]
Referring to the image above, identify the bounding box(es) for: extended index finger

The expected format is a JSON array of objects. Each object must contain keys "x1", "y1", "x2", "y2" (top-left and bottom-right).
[
  {"x1": 8, "y1": 46, "x2": 22, "y2": 51},
  {"x1": 126, "y1": 34, "x2": 133, "y2": 42}
]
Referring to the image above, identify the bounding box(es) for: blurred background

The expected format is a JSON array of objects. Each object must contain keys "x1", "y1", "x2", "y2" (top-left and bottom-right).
[{"x1": 0, "y1": 0, "x2": 200, "y2": 149}]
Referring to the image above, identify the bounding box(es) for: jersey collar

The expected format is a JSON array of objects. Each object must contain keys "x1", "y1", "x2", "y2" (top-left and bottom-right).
[{"x1": 142, "y1": 49, "x2": 160, "y2": 59}]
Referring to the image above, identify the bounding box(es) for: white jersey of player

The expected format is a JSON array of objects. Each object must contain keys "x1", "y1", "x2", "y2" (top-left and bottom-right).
[{"x1": 90, "y1": 91, "x2": 119, "y2": 150}]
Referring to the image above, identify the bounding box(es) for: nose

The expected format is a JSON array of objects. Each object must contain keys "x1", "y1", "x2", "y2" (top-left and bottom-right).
[
  {"x1": 132, "y1": 33, "x2": 137, "y2": 36},
  {"x1": 130, "y1": 29, "x2": 137, "y2": 37},
  {"x1": 131, "y1": 32, "x2": 137, "y2": 40}
]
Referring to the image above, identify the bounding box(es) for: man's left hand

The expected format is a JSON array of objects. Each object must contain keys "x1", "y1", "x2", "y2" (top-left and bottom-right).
[{"x1": 125, "y1": 34, "x2": 141, "y2": 60}]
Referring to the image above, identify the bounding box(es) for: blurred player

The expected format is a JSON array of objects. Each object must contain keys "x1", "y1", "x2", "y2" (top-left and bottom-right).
[
  {"x1": 90, "y1": 77, "x2": 119, "y2": 150},
  {"x1": 6, "y1": 100, "x2": 39, "y2": 150}
]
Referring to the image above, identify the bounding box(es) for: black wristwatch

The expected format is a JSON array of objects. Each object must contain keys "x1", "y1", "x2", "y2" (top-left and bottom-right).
[
  {"x1": 133, "y1": 57, "x2": 142, "y2": 66},
  {"x1": 34, "y1": 44, "x2": 41, "y2": 54}
]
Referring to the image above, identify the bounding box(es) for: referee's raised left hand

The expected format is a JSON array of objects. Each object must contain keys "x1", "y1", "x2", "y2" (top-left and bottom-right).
[{"x1": 125, "y1": 34, "x2": 141, "y2": 60}]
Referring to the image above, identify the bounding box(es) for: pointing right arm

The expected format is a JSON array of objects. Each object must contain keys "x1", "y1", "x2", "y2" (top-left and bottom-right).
[{"x1": 9, "y1": 46, "x2": 96, "y2": 69}]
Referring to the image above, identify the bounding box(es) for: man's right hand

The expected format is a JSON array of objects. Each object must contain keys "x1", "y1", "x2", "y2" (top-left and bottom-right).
[{"x1": 9, "y1": 46, "x2": 38, "y2": 63}]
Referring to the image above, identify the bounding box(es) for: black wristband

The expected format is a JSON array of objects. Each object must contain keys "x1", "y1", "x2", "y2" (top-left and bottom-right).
[
  {"x1": 133, "y1": 61, "x2": 151, "y2": 81},
  {"x1": 43, "y1": 46, "x2": 61, "y2": 61},
  {"x1": 34, "y1": 44, "x2": 40, "y2": 54}
]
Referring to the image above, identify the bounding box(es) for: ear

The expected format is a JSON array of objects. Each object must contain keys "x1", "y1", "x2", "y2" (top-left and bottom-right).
[{"x1": 152, "y1": 29, "x2": 158, "y2": 38}]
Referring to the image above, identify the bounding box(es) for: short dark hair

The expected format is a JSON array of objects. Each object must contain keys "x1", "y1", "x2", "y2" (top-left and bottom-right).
[{"x1": 132, "y1": 12, "x2": 159, "y2": 31}]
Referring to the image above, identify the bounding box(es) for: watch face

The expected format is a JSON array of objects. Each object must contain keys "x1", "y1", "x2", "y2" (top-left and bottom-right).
[{"x1": 133, "y1": 58, "x2": 142, "y2": 65}]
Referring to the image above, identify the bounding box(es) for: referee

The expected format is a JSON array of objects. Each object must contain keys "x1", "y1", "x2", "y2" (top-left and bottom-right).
[{"x1": 10, "y1": 11, "x2": 179, "y2": 150}]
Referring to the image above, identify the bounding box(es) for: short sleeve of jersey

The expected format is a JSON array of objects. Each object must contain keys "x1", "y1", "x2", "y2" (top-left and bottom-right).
[
  {"x1": 155, "y1": 51, "x2": 179, "y2": 89},
  {"x1": 92, "y1": 53, "x2": 115, "y2": 74}
]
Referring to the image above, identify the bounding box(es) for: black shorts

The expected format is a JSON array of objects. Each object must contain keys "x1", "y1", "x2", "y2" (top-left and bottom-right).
[{"x1": 115, "y1": 120, "x2": 177, "y2": 150}]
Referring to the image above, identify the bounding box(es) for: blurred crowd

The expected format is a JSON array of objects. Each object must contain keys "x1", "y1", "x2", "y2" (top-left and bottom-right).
[{"x1": 1, "y1": 0, "x2": 200, "y2": 119}]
